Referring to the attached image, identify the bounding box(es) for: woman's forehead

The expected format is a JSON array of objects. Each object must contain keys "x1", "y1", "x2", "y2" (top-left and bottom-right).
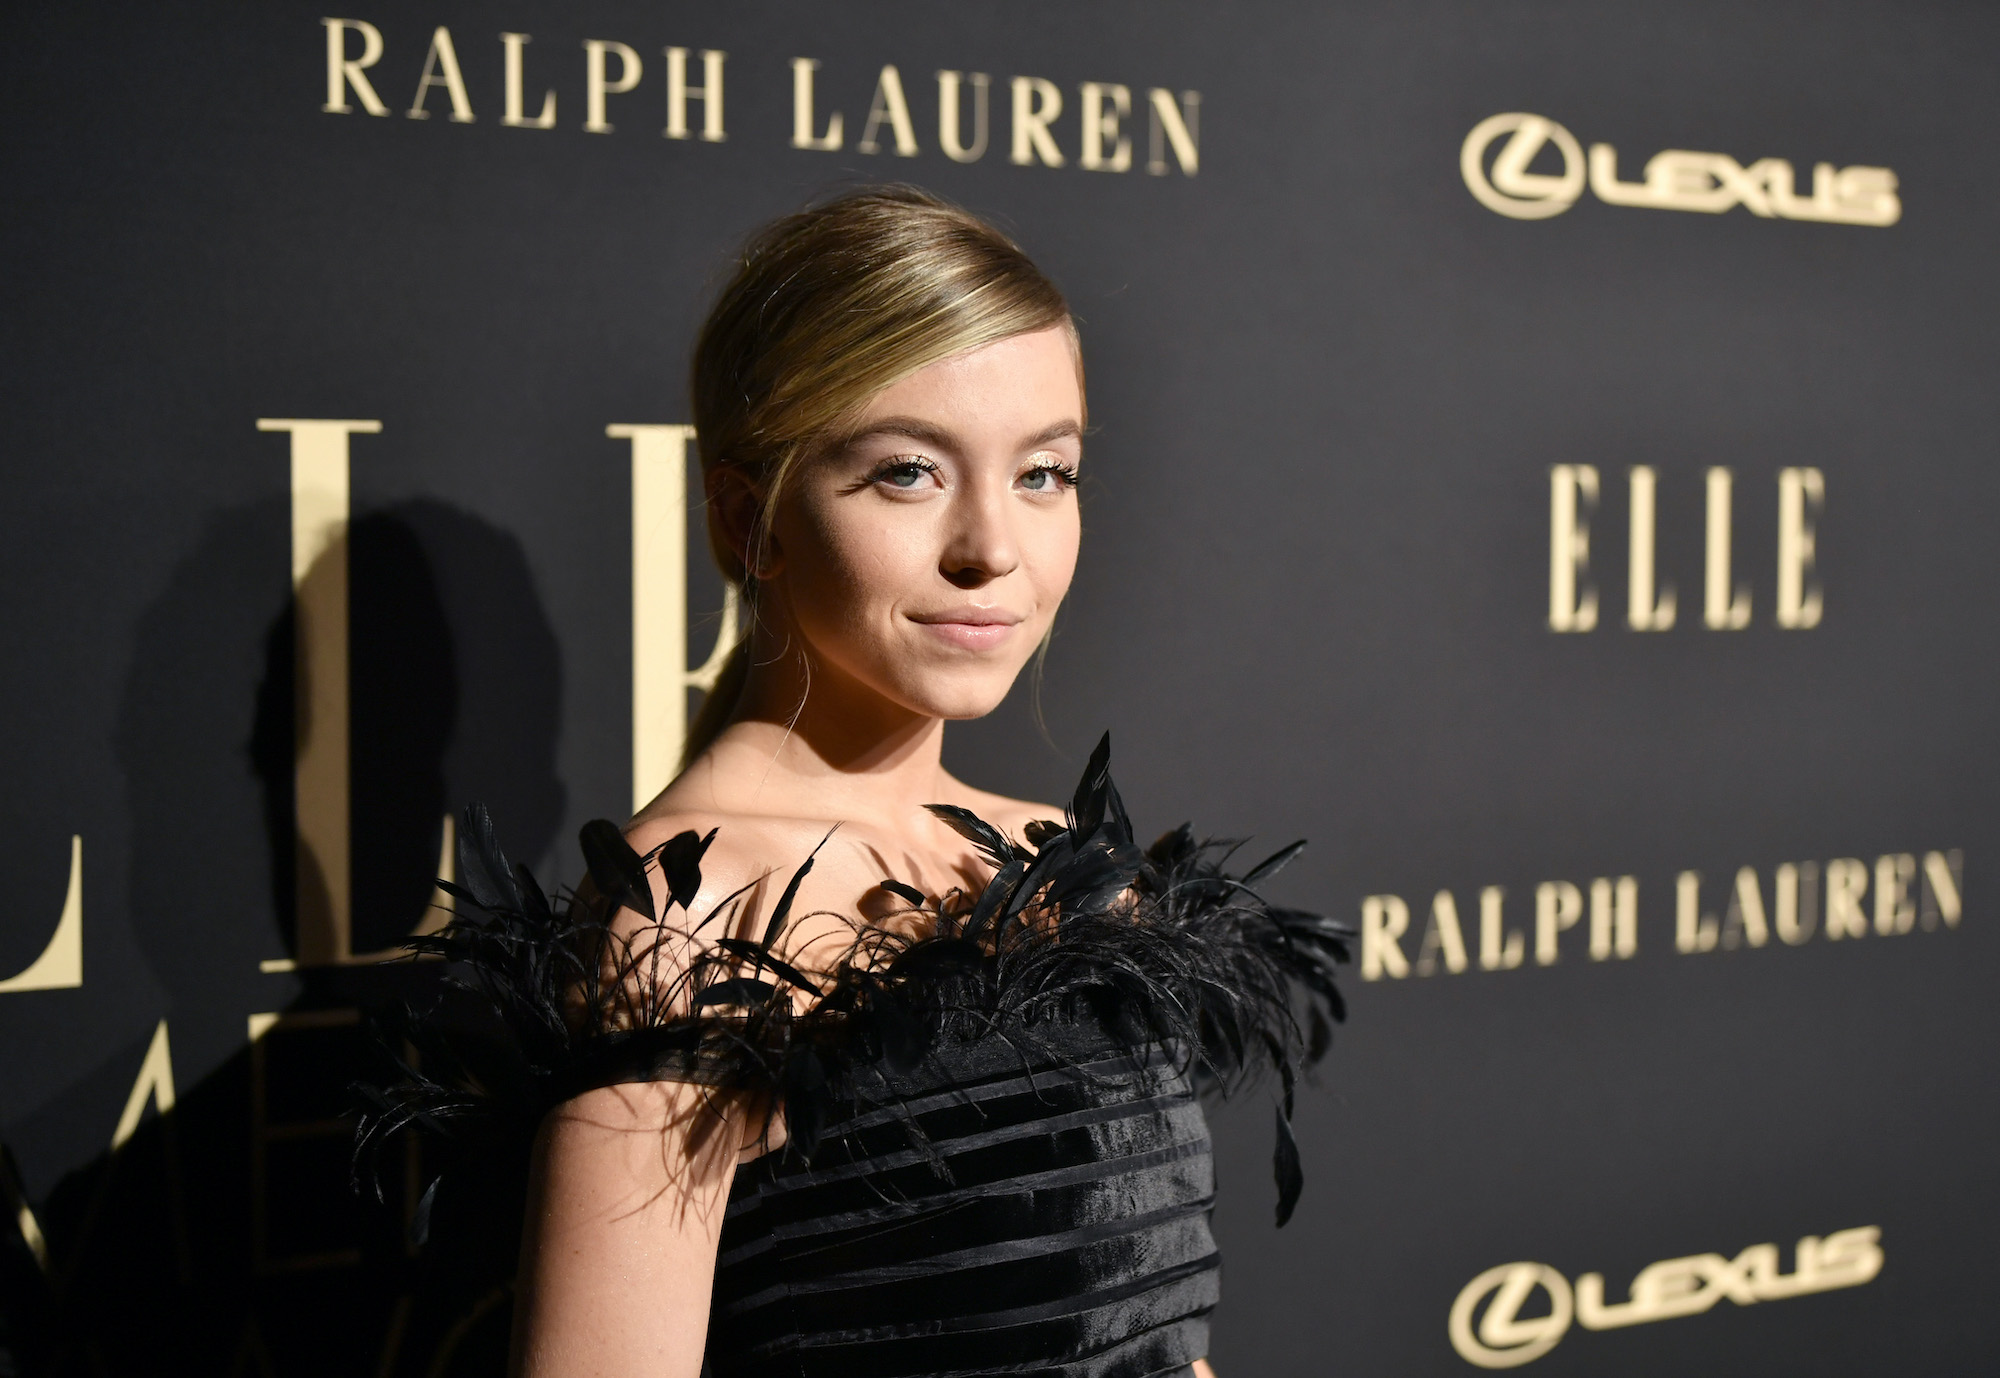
[{"x1": 849, "y1": 330, "x2": 1083, "y2": 436}]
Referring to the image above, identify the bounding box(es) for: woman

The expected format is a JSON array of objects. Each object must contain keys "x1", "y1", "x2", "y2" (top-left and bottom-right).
[{"x1": 368, "y1": 186, "x2": 1347, "y2": 1378}]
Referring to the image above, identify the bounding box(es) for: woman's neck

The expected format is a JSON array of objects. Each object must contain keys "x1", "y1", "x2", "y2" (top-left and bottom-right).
[{"x1": 691, "y1": 634, "x2": 953, "y2": 827}]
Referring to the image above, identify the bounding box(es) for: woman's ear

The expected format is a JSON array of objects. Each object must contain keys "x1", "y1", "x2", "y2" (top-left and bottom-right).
[{"x1": 707, "y1": 468, "x2": 782, "y2": 580}]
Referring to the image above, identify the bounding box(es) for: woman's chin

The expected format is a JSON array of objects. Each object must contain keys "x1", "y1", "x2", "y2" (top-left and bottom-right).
[{"x1": 886, "y1": 674, "x2": 1021, "y2": 723}]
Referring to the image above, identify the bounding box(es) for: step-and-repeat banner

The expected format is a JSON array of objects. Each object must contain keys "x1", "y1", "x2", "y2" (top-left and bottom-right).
[{"x1": 3, "y1": 3, "x2": 1994, "y2": 1374}]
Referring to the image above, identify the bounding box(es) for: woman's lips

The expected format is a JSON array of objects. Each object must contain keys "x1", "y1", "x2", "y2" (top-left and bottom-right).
[{"x1": 911, "y1": 609, "x2": 1023, "y2": 651}]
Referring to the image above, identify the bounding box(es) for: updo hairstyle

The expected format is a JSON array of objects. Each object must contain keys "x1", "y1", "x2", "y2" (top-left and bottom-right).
[{"x1": 681, "y1": 186, "x2": 1078, "y2": 764}]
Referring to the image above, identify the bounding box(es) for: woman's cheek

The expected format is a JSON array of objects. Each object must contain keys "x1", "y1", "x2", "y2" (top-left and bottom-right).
[
  {"x1": 856, "y1": 510, "x2": 944, "y2": 599},
  {"x1": 793, "y1": 502, "x2": 882, "y2": 599},
  {"x1": 839, "y1": 529, "x2": 922, "y2": 623},
  {"x1": 807, "y1": 517, "x2": 927, "y2": 658}
]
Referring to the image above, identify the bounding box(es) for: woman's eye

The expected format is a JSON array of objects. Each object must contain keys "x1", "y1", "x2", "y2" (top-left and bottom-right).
[
  {"x1": 1020, "y1": 462, "x2": 1077, "y2": 493},
  {"x1": 874, "y1": 459, "x2": 937, "y2": 490}
]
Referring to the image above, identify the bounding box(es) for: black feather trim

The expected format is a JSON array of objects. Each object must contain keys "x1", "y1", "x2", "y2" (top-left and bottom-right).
[
  {"x1": 657, "y1": 827, "x2": 715, "y2": 913},
  {"x1": 1244, "y1": 840, "x2": 1307, "y2": 888},
  {"x1": 356, "y1": 738, "x2": 1352, "y2": 1231},
  {"x1": 1068, "y1": 731, "x2": 1113, "y2": 840},
  {"x1": 923, "y1": 804, "x2": 1023, "y2": 869},
  {"x1": 1273, "y1": 1105, "x2": 1304, "y2": 1227},
  {"x1": 763, "y1": 827, "x2": 836, "y2": 948},
  {"x1": 579, "y1": 818, "x2": 654, "y2": 922},
  {"x1": 710, "y1": 938, "x2": 822, "y2": 994},
  {"x1": 878, "y1": 879, "x2": 927, "y2": 908},
  {"x1": 409, "y1": 1175, "x2": 440, "y2": 1248},
  {"x1": 456, "y1": 805, "x2": 523, "y2": 914},
  {"x1": 692, "y1": 977, "x2": 779, "y2": 1009},
  {"x1": 1022, "y1": 818, "x2": 1064, "y2": 848}
]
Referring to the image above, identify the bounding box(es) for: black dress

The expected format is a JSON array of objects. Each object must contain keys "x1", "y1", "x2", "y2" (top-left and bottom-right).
[{"x1": 360, "y1": 736, "x2": 1349, "y2": 1378}]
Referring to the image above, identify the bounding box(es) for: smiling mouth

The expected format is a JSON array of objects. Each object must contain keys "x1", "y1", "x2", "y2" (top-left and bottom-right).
[{"x1": 910, "y1": 608, "x2": 1024, "y2": 651}]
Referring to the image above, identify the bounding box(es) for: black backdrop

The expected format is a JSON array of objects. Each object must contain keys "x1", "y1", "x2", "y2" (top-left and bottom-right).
[{"x1": 3, "y1": 3, "x2": 1996, "y2": 1375}]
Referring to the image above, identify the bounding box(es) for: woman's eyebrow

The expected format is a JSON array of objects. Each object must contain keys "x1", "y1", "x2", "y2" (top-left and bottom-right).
[
  {"x1": 843, "y1": 417, "x2": 1082, "y2": 451},
  {"x1": 845, "y1": 417, "x2": 958, "y2": 449}
]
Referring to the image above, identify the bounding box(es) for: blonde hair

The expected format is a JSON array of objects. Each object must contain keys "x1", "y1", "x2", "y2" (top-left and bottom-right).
[{"x1": 680, "y1": 186, "x2": 1079, "y2": 766}]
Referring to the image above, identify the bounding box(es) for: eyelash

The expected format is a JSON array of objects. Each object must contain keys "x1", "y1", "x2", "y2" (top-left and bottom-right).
[
  {"x1": 1022, "y1": 457, "x2": 1080, "y2": 491},
  {"x1": 864, "y1": 455, "x2": 1078, "y2": 492},
  {"x1": 868, "y1": 456, "x2": 942, "y2": 487}
]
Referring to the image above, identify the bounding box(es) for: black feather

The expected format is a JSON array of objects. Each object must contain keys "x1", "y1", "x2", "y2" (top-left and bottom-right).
[
  {"x1": 761, "y1": 856, "x2": 809, "y2": 947},
  {"x1": 457, "y1": 805, "x2": 521, "y2": 913},
  {"x1": 1243, "y1": 840, "x2": 1307, "y2": 887},
  {"x1": 763, "y1": 827, "x2": 838, "y2": 948},
  {"x1": 579, "y1": 819, "x2": 654, "y2": 922},
  {"x1": 878, "y1": 879, "x2": 926, "y2": 908},
  {"x1": 693, "y1": 977, "x2": 778, "y2": 1009},
  {"x1": 1103, "y1": 774, "x2": 1134, "y2": 846},
  {"x1": 358, "y1": 734, "x2": 1349, "y2": 1244},
  {"x1": 711, "y1": 938, "x2": 821, "y2": 994},
  {"x1": 659, "y1": 828, "x2": 716, "y2": 913},
  {"x1": 1069, "y1": 731, "x2": 1112, "y2": 839},
  {"x1": 1273, "y1": 1107, "x2": 1304, "y2": 1227},
  {"x1": 923, "y1": 804, "x2": 1016, "y2": 870},
  {"x1": 1146, "y1": 824, "x2": 1196, "y2": 869},
  {"x1": 433, "y1": 878, "x2": 480, "y2": 908},
  {"x1": 409, "y1": 1175, "x2": 440, "y2": 1248},
  {"x1": 1308, "y1": 1006, "x2": 1334, "y2": 1063},
  {"x1": 1003, "y1": 840, "x2": 1070, "y2": 925},
  {"x1": 965, "y1": 858, "x2": 1026, "y2": 940},
  {"x1": 514, "y1": 864, "x2": 553, "y2": 924},
  {"x1": 1022, "y1": 818, "x2": 1064, "y2": 848},
  {"x1": 883, "y1": 937, "x2": 985, "y2": 983}
]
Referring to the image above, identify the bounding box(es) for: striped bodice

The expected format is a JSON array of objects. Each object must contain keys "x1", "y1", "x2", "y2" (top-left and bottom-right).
[{"x1": 707, "y1": 1022, "x2": 1218, "y2": 1378}]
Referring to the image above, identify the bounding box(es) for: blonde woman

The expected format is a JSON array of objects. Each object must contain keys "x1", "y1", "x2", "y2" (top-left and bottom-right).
[{"x1": 367, "y1": 187, "x2": 1347, "y2": 1378}]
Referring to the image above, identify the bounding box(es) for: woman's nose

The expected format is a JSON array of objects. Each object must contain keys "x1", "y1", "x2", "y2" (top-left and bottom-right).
[{"x1": 939, "y1": 478, "x2": 1021, "y2": 588}]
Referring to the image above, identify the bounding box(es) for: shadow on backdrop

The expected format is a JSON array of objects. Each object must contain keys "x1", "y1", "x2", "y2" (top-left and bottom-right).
[{"x1": 4, "y1": 499, "x2": 562, "y2": 1377}]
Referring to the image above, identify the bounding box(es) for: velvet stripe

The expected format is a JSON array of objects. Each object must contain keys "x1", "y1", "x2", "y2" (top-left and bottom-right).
[
  {"x1": 721, "y1": 1101, "x2": 1209, "y2": 1256},
  {"x1": 717, "y1": 1139, "x2": 1211, "y2": 1272},
  {"x1": 706, "y1": 1024, "x2": 1218, "y2": 1378},
  {"x1": 739, "y1": 1048, "x2": 1196, "y2": 1187},
  {"x1": 726, "y1": 1158, "x2": 1214, "y2": 1284}
]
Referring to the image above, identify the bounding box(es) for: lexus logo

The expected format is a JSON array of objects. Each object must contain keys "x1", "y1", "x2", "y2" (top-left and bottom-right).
[
  {"x1": 1447, "y1": 1226, "x2": 1884, "y2": 1368},
  {"x1": 1448, "y1": 1262, "x2": 1573, "y2": 1368},
  {"x1": 1460, "y1": 112, "x2": 1900, "y2": 226},
  {"x1": 1459, "y1": 113, "x2": 1585, "y2": 219}
]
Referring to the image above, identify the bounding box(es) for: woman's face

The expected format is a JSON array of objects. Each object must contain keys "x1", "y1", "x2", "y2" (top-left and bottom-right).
[{"x1": 764, "y1": 324, "x2": 1084, "y2": 722}]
